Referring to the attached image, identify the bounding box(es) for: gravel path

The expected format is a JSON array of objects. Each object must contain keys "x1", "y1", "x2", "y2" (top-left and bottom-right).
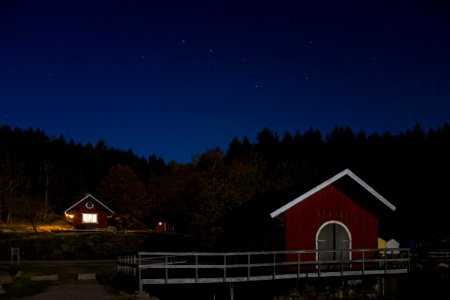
[
  {"x1": 2, "y1": 260, "x2": 156, "y2": 300},
  {"x1": 1, "y1": 260, "x2": 154, "y2": 299},
  {"x1": 22, "y1": 281, "x2": 145, "y2": 300},
  {"x1": 22, "y1": 281, "x2": 127, "y2": 300}
]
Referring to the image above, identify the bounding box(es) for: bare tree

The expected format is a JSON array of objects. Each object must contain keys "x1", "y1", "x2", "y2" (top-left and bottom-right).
[
  {"x1": 0, "y1": 158, "x2": 25, "y2": 224},
  {"x1": 14, "y1": 195, "x2": 43, "y2": 232},
  {"x1": 39, "y1": 160, "x2": 54, "y2": 222}
]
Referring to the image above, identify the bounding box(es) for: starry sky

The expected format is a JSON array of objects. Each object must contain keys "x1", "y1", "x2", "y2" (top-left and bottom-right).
[{"x1": 1, "y1": 0, "x2": 450, "y2": 163}]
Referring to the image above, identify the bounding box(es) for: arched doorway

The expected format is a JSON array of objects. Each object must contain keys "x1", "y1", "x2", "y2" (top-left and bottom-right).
[{"x1": 316, "y1": 221, "x2": 351, "y2": 269}]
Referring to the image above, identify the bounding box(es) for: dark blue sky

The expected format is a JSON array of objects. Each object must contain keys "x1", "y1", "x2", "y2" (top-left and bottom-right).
[{"x1": 1, "y1": 0, "x2": 450, "y2": 163}]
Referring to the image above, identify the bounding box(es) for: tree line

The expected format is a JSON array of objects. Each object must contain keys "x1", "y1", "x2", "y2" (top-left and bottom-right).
[{"x1": 1, "y1": 123, "x2": 449, "y2": 244}]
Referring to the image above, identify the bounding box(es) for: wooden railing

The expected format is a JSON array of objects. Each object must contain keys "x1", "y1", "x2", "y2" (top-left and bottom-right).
[
  {"x1": 117, "y1": 248, "x2": 410, "y2": 293},
  {"x1": 411, "y1": 250, "x2": 450, "y2": 267},
  {"x1": 426, "y1": 251, "x2": 450, "y2": 262}
]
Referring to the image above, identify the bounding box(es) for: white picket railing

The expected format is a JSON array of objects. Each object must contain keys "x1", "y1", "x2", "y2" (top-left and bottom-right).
[{"x1": 117, "y1": 248, "x2": 410, "y2": 293}]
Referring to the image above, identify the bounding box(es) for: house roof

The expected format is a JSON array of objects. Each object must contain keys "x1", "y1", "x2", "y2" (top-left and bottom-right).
[
  {"x1": 64, "y1": 194, "x2": 115, "y2": 215},
  {"x1": 270, "y1": 168, "x2": 396, "y2": 218}
]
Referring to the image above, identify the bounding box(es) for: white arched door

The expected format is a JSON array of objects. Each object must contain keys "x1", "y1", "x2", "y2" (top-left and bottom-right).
[{"x1": 316, "y1": 221, "x2": 351, "y2": 269}]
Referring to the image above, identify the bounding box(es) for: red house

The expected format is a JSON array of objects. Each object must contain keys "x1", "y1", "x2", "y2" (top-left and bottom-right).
[
  {"x1": 270, "y1": 168, "x2": 396, "y2": 263},
  {"x1": 64, "y1": 194, "x2": 115, "y2": 229}
]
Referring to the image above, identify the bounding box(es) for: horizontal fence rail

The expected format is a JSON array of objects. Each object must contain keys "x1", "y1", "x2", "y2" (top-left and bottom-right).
[
  {"x1": 117, "y1": 248, "x2": 410, "y2": 293},
  {"x1": 426, "y1": 251, "x2": 450, "y2": 262}
]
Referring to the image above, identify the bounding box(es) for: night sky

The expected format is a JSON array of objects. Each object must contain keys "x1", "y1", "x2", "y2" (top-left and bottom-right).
[{"x1": 1, "y1": 0, "x2": 450, "y2": 163}]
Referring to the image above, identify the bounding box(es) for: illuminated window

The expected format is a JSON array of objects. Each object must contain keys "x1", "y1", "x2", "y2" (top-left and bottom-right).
[{"x1": 82, "y1": 213, "x2": 98, "y2": 223}]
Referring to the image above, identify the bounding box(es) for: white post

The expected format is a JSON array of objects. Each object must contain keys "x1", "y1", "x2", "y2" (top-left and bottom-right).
[
  {"x1": 165, "y1": 255, "x2": 169, "y2": 284},
  {"x1": 11, "y1": 247, "x2": 19, "y2": 266},
  {"x1": 223, "y1": 255, "x2": 227, "y2": 281},
  {"x1": 230, "y1": 282, "x2": 234, "y2": 300},
  {"x1": 138, "y1": 254, "x2": 142, "y2": 293},
  {"x1": 195, "y1": 255, "x2": 198, "y2": 283},
  {"x1": 247, "y1": 254, "x2": 250, "y2": 280}
]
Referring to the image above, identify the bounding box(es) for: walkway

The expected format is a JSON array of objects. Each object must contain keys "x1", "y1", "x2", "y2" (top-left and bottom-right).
[
  {"x1": 22, "y1": 281, "x2": 129, "y2": 300},
  {"x1": 117, "y1": 248, "x2": 410, "y2": 293},
  {"x1": 0, "y1": 260, "x2": 152, "y2": 299}
]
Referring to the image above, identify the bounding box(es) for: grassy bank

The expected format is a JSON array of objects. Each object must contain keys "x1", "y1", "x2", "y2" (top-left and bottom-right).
[
  {"x1": 0, "y1": 230, "x2": 194, "y2": 298},
  {"x1": 0, "y1": 230, "x2": 194, "y2": 261}
]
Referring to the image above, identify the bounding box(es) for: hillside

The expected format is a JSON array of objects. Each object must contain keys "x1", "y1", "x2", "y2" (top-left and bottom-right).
[{"x1": 0, "y1": 230, "x2": 193, "y2": 261}]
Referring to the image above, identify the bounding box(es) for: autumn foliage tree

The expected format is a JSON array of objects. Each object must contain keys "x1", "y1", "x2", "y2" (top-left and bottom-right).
[{"x1": 95, "y1": 164, "x2": 150, "y2": 226}]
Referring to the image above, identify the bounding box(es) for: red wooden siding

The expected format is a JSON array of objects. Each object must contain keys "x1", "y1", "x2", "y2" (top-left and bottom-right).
[{"x1": 284, "y1": 183, "x2": 378, "y2": 260}]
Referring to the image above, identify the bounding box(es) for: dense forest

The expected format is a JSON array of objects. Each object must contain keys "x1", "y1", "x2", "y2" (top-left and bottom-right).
[{"x1": 1, "y1": 123, "x2": 450, "y2": 247}]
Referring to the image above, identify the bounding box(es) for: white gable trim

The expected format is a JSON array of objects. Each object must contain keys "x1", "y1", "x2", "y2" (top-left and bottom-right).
[
  {"x1": 64, "y1": 194, "x2": 114, "y2": 215},
  {"x1": 270, "y1": 169, "x2": 396, "y2": 218}
]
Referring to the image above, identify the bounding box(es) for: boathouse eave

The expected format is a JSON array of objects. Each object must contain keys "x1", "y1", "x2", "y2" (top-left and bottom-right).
[{"x1": 269, "y1": 168, "x2": 396, "y2": 219}]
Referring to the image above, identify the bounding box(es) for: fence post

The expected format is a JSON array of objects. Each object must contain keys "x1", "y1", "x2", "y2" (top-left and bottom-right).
[
  {"x1": 247, "y1": 253, "x2": 250, "y2": 281},
  {"x1": 318, "y1": 250, "x2": 321, "y2": 277},
  {"x1": 195, "y1": 255, "x2": 198, "y2": 283},
  {"x1": 138, "y1": 254, "x2": 143, "y2": 293},
  {"x1": 407, "y1": 249, "x2": 411, "y2": 273},
  {"x1": 273, "y1": 252, "x2": 276, "y2": 280},
  {"x1": 223, "y1": 255, "x2": 227, "y2": 282},
  {"x1": 165, "y1": 255, "x2": 169, "y2": 284},
  {"x1": 362, "y1": 250, "x2": 365, "y2": 276},
  {"x1": 384, "y1": 250, "x2": 388, "y2": 274},
  {"x1": 11, "y1": 247, "x2": 20, "y2": 266},
  {"x1": 117, "y1": 256, "x2": 121, "y2": 273},
  {"x1": 230, "y1": 282, "x2": 234, "y2": 300}
]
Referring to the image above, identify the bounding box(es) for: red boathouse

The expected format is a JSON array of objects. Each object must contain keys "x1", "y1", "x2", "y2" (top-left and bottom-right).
[{"x1": 270, "y1": 169, "x2": 396, "y2": 263}]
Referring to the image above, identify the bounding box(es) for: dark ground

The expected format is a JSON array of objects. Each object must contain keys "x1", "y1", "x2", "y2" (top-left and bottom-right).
[{"x1": 0, "y1": 260, "x2": 131, "y2": 299}]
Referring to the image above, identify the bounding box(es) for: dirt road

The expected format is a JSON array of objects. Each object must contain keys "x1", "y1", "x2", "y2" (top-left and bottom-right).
[
  {"x1": 22, "y1": 281, "x2": 134, "y2": 300},
  {"x1": 1, "y1": 260, "x2": 153, "y2": 299}
]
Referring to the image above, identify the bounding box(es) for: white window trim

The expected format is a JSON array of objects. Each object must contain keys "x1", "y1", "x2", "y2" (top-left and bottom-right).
[{"x1": 82, "y1": 213, "x2": 98, "y2": 224}]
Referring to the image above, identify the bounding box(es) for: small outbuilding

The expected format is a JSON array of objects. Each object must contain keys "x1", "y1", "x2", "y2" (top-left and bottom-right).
[
  {"x1": 270, "y1": 168, "x2": 396, "y2": 263},
  {"x1": 64, "y1": 194, "x2": 114, "y2": 230},
  {"x1": 219, "y1": 168, "x2": 397, "y2": 266}
]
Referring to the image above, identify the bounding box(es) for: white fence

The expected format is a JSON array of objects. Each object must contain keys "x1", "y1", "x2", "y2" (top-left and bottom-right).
[
  {"x1": 117, "y1": 248, "x2": 410, "y2": 293},
  {"x1": 427, "y1": 251, "x2": 450, "y2": 262}
]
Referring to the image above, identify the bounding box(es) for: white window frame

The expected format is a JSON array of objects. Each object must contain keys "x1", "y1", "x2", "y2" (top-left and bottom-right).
[{"x1": 82, "y1": 213, "x2": 98, "y2": 224}]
